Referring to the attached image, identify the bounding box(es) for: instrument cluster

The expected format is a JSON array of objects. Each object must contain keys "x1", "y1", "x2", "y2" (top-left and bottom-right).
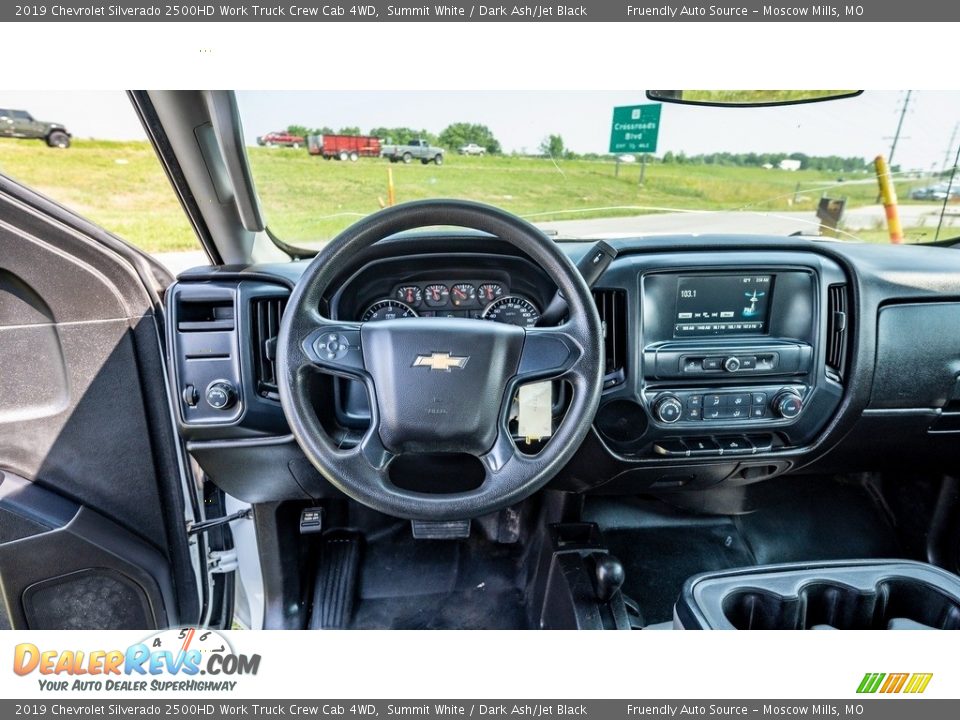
[{"x1": 360, "y1": 281, "x2": 541, "y2": 328}]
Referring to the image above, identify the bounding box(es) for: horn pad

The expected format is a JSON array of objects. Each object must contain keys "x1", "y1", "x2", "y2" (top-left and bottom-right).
[{"x1": 361, "y1": 318, "x2": 524, "y2": 454}]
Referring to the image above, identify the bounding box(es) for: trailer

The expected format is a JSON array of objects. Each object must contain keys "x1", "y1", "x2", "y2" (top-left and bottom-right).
[{"x1": 308, "y1": 134, "x2": 382, "y2": 161}]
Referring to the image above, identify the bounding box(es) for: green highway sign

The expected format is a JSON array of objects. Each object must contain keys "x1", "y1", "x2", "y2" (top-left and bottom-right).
[{"x1": 609, "y1": 104, "x2": 662, "y2": 154}]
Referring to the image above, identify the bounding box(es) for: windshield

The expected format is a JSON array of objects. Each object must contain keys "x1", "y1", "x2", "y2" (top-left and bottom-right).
[{"x1": 238, "y1": 90, "x2": 960, "y2": 249}]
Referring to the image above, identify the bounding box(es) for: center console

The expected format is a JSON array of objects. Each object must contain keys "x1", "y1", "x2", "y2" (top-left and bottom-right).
[{"x1": 594, "y1": 253, "x2": 848, "y2": 461}]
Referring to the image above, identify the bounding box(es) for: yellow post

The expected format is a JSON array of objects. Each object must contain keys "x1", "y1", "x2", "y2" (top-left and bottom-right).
[
  {"x1": 874, "y1": 155, "x2": 903, "y2": 244},
  {"x1": 387, "y1": 167, "x2": 396, "y2": 207}
]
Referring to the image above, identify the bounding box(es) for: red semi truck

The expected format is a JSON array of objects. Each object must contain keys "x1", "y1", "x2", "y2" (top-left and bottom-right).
[{"x1": 308, "y1": 134, "x2": 382, "y2": 161}]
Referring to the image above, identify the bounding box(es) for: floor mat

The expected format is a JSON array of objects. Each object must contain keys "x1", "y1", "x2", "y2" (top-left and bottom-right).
[
  {"x1": 587, "y1": 499, "x2": 756, "y2": 624},
  {"x1": 345, "y1": 523, "x2": 529, "y2": 629},
  {"x1": 585, "y1": 477, "x2": 907, "y2": 625},
  {"x1": 351, "y1": 589, "x2": 527, "y2": 629},
  {"x1": 735, "y1": 477, "x2": 903, "y2": 565}
]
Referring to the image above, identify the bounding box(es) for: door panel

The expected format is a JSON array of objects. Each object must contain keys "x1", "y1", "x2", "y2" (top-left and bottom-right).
[
  {"x1": 0, "y1": 176, "x2": 201, "y2": 629},
  {"x1": 0, "y1": 471, "x2": 176, "y2": 630}
]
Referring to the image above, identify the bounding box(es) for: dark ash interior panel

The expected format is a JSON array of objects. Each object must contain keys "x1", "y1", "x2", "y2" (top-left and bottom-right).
[{"x1": 871, "y1": 302, "x2": 960, "y2": 410}]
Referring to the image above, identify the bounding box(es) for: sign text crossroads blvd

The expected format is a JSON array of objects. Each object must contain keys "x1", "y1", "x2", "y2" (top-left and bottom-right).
[{"x1": 609, "y1": 104, "x2": 661, "y2": 154}]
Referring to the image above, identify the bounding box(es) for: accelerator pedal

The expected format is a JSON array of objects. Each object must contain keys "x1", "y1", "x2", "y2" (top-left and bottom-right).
[{"x1": 309, "y1": 531, "x2": 362, "y2": 629}]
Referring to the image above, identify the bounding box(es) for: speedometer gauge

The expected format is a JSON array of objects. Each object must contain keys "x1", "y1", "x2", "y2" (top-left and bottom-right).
[
  {"x1": 481, "y1": 295, "x2": 541, "y2": 328},
  {"x1": 361, "y1": 300, "x2": 418, "y2": 322}
]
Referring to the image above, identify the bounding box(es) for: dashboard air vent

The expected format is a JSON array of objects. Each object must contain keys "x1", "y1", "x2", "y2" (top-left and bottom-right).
[
  {"x1": 592, "y1": 288, "x2": 627, "y2": 387},
  {"x1": 251, "y1": 296, "x2": 288, "y2": 400},
  {"x1": 825, "y1": 284, "x2": 849, "y2": 383}
]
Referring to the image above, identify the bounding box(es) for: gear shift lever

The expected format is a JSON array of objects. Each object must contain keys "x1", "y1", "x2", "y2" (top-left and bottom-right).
[{"x1": 593, "y1": 554, "x2": 625, "y2": 603}]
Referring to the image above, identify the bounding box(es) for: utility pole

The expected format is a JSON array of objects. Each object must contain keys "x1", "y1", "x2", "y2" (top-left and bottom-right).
[
  {"x1": 942, "y1": 122, "x2": 959, "y2": 175},
  {"x1": 886, "y1": 90, "x2": 912, "y2": 170},
  {"x1": 877, "y1": 91, "x2": 912, "y2": 203}
]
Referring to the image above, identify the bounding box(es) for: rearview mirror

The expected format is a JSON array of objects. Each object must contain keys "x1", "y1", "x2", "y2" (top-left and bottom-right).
[{"x1": 646, "y1": 90, "x2": 862, "y2": 107}]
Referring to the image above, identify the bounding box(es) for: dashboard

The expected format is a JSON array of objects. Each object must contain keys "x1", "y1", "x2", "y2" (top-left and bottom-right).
[{"x1": 166, "y1": 232, "x2": 960, "y2": 504}]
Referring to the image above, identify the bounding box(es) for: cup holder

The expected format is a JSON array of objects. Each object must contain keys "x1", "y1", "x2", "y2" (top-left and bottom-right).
[
  {"x1": 722, "y1": 580, "x2": 960, "y2": 630},
  {"x1": 678, "y1": 560, "x2": 960, "y2": 630}
]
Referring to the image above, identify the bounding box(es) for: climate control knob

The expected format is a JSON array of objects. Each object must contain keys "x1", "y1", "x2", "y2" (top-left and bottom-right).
[
  {"x1": 206, "y1": 381, "x2": 237, "y2": 410},
  {"x1": 654, "y1": 395, "x2": 683, "y2": 424},
  {"x1": 773, "y1": 391, "x2": 803, "y2": 419}
]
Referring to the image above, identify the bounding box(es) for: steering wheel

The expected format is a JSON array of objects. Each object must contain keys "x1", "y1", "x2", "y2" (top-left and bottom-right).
[{"x1": 277, "y1": 199, "x2": 604, "y2": 520}]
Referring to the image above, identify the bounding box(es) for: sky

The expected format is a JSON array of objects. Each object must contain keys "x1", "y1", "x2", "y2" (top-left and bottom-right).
[{"x1": 3, "y1": 90, "x2": 960, "y2": 171}]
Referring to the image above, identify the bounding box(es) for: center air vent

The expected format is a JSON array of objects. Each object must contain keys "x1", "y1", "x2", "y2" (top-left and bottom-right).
[
  {"x1": 592, "y1": 288, "x2": 627, "y2": 387},
  {"x1": 825, "y1": 283, "x2": 849, "y2": 383},
  {"x1": 251, "y1": 295, "x2": 288, "y2": 400}
]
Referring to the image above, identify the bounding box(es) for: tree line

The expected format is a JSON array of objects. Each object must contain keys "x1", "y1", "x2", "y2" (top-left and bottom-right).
[
  {"x1": 283, "y1": 124, "x2": 874, "y2": 170},
  {"x1": 659, "y1": 151, "x2": 872, "y2": 172}
]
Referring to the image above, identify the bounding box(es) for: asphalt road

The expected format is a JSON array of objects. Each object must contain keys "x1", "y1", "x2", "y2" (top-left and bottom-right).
[
  {"x1": 152, "y1": 204, "x2": 960, "y2": 276},
  {"x1": 538, "y1": 204, "x2": 958, "y2": 239}
]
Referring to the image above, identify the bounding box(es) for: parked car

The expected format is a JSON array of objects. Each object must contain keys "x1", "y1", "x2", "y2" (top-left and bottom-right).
[
  {"x1": 307, "y1": 133, "x2": 382, "y2": 161},
  {"x1": 0, "y1": 108, "x2": 71, "y2": 148},
  {"x1": 458, "y1": 143, "x2": 486, "y2": 156},
  {"x1": 911, "y1": 183, "x2": 960, "y2": 201},
  {"x1": 381, "y1": 138, "x2": 444, "y2": 165},
  {"x1": 256, "y1": 130, "x2": 305, "y2": 148}
]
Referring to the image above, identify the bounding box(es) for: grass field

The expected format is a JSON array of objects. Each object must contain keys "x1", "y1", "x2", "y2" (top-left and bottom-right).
[
  {"x1": 0, "y1": 139, "x2": 198, "y2": 252},
  {"x1": 0, "y1": 138, "x2": 938, "y2": 253}
]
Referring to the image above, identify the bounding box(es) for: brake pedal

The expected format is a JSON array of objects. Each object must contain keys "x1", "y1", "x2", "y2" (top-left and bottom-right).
[{"x1": 411, "y1": 519, "x2": 471, "y2": 539}]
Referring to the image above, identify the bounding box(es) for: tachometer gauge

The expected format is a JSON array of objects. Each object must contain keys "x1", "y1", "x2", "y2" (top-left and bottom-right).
[
  {"x1": 361, "y1": 300, "x2": 418, "y2": 322},
  {"x1": 424, "y1": 284, "x2": 449, "y2": 307},
  {"x1": 481, "y1": 295, "x2": 541, "y2": 328},
  {"x1": 450, "y1": 283, "x2": 476, "y2": 307},
  {"x1": 396, "y1": 286, "x2": 422, "y2": 307},
  {"x1": 478, "y1": 283, "x2": 504, "y2": 303}
]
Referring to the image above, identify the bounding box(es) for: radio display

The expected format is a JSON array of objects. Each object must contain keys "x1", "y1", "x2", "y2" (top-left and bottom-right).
[{"x1": 674, "y1": 274, "x2": 774, "y2": 337}]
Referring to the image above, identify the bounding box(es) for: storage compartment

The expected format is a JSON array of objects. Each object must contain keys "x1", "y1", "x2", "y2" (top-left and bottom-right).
[
  {"x1": 676, "y1": 560, "x2": 960, "y2": 630},
  {"x1": 871, "y1": 302, "x2": 960, "y2": 409}
]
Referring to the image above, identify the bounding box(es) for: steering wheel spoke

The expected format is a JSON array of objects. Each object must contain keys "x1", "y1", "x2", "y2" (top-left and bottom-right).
[
  {"x1": 356, "y1": 427, "x2": 394, "y2": 473},
  {"x1": 516, "y1": 324, "x2": 583, "y2": 383},
  {"x1": 300, "y1": 313, "x2": 366, "y2": 379}
]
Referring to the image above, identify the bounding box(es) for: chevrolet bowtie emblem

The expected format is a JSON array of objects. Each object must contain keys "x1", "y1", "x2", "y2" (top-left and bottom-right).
[{"x1": 412, "y1": 352, "x2": 470, "y2": 372}]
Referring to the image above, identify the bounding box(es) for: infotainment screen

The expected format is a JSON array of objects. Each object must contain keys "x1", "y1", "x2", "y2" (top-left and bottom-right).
[{"x1": 674, "y1": 274, "x2": 773, "y2": 336}]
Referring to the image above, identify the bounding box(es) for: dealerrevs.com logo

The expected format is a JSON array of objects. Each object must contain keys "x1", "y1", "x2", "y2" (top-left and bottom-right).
[{"x1": 13, "y1": 628, "x2": 261, "y2": 692}]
